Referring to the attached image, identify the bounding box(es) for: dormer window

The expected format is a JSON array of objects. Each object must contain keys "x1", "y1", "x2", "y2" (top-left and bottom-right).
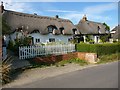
[
  {"x1": 59, "y1": 27, "x2": 64, "y2": 34},
  {"x1": 98, "y1": 26, "x2": 101, "y2": 33},
  {"x1": 48, "y1": 27, "x2": 53, "y2": 33},
  {"x1": 72, "y1": 28, "x2": 77, "y2": 34},
  {"x1": 47, "y1": 25, "x2": 57, "y2": 33},
  {"x1": 31, "y1": 29, "x2": 39, "y2": 34}
]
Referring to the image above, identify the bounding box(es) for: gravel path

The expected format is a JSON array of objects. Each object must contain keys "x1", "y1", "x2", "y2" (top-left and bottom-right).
[{"x1": 3, "y1": 63, "x2": 97, "y2": 88}]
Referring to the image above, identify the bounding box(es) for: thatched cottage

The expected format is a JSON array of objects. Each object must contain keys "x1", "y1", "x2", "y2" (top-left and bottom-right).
[
  {"x1": 76, "y1": 15, "x2": 110, "y2": 43},
  {"x1": 1, "y1": 2, "x2": 109, "y2": 44},
  {"x1": 1, "y1": 3, "x2": 79, "y2": 45},
  {"x1": 110, "y1": 25, "x2": 120, "y2": 42}
]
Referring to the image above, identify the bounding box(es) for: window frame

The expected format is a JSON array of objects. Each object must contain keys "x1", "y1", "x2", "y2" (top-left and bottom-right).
[{"x1": 49, "y1": 38, "x2": 55, "y2": 42}]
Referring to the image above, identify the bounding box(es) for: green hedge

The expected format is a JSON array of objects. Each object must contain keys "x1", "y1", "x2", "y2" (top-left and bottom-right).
[{"x1": 76, "y1": 43, "x2": 120, "y2": 56}]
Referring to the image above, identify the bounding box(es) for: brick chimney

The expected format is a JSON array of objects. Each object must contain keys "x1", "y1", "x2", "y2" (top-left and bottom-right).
[{"x1": 0, "y1": 1, "x2": 4, "y2": 13}]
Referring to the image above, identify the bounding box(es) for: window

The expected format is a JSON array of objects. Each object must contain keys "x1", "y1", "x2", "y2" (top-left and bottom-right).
[
  {"x1": 59, "y1": 27, "x2": 64, "y2": 34},
  {"x1": 49, "y1": 38, "x2": 55, "y2": 42},
  {"x1": 98, "y1": 26, "x2": 101, "y2": 33},
  {"x1": 48, "y1": 25, "x2": 57, "y2": 33},
  {"x1": 48, "y1": 27, "x2": 53, "y2": 33},
  {"x1": 68, "y1": 38, "x2": 72, "y2": 42},
  {"x1": 72, "y1": 29, "x2": 77, "y2": 34},
  {"x1": 31, "y1": 30, "x2": 39, "y2": 33},
  {"x1": 36, "y1": 38, "x2": 40, "y2": 43}
]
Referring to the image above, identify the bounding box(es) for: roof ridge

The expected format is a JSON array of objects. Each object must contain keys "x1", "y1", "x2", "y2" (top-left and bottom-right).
[{"x1": 5, "y1": 10, "x2": 72, "y2": 23}]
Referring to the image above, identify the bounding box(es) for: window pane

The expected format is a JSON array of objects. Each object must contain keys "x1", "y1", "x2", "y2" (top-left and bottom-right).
[{"x1": 49, "y1": 38, "x2": 55, "y2": 42}]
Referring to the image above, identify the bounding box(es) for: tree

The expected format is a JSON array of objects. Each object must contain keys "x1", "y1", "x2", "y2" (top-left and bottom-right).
[
  {"x1": 103, "y1": 22, "x2": 110, "y2": 31},
  {"x1": 1, "y1": 17, "x2": 11, "y2": 35},
  {"x1": 100, "y1": 34, "x2": 110, "y2": 43}
]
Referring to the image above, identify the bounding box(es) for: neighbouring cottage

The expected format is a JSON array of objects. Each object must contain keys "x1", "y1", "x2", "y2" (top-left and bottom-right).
[
  {"x1": 1, "y1": 3, "x2": 79, "y2": 45},
  {"x1": 110, "y1": 25, "x2": 120, "y2": 42},
  {"x1": 76, "y1": 15, "x2": 110, "y2": 43}
]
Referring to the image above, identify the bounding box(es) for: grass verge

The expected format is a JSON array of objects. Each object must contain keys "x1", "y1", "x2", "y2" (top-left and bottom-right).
[
  {"x1": 97, "y1": 53, "x2": 119, "y2": 64},
  {"x1": 27, "y1": 58, "x2": 89, "y2": 68},
  {"x1": 55, "y1": 58, "x2": 89, "y2": 67}
]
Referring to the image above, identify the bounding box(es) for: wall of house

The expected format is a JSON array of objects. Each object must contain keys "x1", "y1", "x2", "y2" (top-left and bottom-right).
[
  {"x1": 83, "y1": 35, "x2": 100, "y2": 43},
  {"x1": 5, "y1": 32, "x2": 73, "y2": 45},
  {"x1": 28, "y1": 33, "x2": 73, "y2": 44}
]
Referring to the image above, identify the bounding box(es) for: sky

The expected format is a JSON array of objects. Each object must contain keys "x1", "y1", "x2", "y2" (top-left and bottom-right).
[{"x1": 2, "y1": 0, "x2": 119, "y2": 30}]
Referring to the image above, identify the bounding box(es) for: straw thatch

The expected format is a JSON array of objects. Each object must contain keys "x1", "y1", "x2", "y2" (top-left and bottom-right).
[
  {"x1": 76, "y1": 17, "x2": 107, "y2": 35},
  {"x1": 3, "y1": 10, "x2": 78, "y2": 35},
  {"x1": 112, "y1": 25, "x2": 120, "y2": 39}
]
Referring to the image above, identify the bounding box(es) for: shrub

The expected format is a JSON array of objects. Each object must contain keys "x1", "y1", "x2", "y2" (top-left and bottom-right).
[
  {"x1": 7, "y1": 40, "x2": 15, "y2": 51},
  {"x1": 76, "y1": 43, "x2": 96, "y2": 53},
  {"x1": 0, "y1": 56, "x2": 13, "y2": 84},
  {"x1": 76, "y1": 43, "x2": 120, "y2": 56},
  {"x1": 8, "y1": 37, "x2": 32, "y2": 55}
]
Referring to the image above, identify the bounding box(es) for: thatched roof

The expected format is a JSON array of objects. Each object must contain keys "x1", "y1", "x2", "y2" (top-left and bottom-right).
[
  {"x1": 76, "y1": 16, "x2": 107, "y2": 35},
  {"x1": 3, "y1": 10, "x2": 78, "y2": 35},
  {"x1": 112, "y1": 25, "x2": 120, "y2": 39}
]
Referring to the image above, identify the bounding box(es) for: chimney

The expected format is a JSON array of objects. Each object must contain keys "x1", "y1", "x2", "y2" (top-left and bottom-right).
[
  {"x1": 55, "y1": 15, "x2": 59, "y2": 18},
  {"x1": 0, "y1": 1, "x2": 4, "y2": 13},
  {"x1": 82, "y1": 14, "x2": 87, "y2": 21}
]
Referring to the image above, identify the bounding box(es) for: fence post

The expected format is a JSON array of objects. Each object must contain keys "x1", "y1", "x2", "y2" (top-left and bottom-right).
[{"x1": 19, "y1": 46, "x2": 20, "y2": 59}]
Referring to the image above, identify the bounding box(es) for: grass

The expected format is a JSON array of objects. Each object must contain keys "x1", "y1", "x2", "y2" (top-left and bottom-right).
[
  {"x1": 97, "y1": 53, "x2": 119, "y2": 64},
  {"x1": 27, "y1": 58, "x2": 89, "y2": 69},
  {"x1": 27, "y1": 58, "x2": 55, "y2": 68},
  {"x1": 55, "y1": 58, "x2": 89, "y2": 67}
]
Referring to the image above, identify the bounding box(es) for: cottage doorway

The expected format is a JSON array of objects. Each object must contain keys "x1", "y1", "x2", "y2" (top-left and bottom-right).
[{"x1": 31, "y1": 37, "x2": 34, "y2": 45}]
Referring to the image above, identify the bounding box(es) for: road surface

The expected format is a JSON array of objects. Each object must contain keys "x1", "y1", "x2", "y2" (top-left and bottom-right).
[{"x1": 13, "y1": 61, "x2": 118, "y2": 88}]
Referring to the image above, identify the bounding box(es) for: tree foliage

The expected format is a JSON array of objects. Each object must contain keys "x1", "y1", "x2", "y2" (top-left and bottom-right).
[
  {"x1": 1, "y1": 17, "x2": 11, "y2": 35},
  {"x1": 103, "y1": 22, "x2": 110, "y2": 31}
]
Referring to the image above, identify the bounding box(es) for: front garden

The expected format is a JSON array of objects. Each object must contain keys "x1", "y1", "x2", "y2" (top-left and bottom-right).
[{"x1": 2, "y1": 40, "x2": 120, "y2": 85}]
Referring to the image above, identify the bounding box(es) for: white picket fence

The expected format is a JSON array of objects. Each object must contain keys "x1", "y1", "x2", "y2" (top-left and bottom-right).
[{"x1": 19, "y1": 44, "x2": 75, "y2": 59}]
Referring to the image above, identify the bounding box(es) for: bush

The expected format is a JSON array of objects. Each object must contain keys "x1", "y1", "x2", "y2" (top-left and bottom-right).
[
  {"x1": 7, "y1": 40, "x2": 15, "y2": 51},
  {"x1": 76, "y1": 43, "x2": 120, "y2": 56},
  {"x1": 7, "y1": 37, "x2": 32, "y2": 55},
  {"x1": 76, "y1": 43, "x2": 96, "y2": 53},
  {"x1": 0, "y1": 56, "x2": 13, "y2": 84}
]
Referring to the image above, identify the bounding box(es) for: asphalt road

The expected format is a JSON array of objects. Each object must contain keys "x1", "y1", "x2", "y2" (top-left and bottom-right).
[{"x1": 14, "y1": 61, "x2": 118, "y2": 88}]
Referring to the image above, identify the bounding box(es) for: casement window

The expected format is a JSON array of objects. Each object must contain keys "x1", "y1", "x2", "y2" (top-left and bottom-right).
[
  {"x1": 36, "y1": 38, "x2": 40, "y2": 43},
  {"x1": 72, "y1": 29, "x2": 77, "y2": 34},
  {"x1": 68, "y1": 38, "x2": 72, "y2": 42},
  {"x1": 48, "y1": 27, "x2": 53, "y2": 33},
  {"x1": 59, "y1": 27, "x2": 64, "y2": 34},
  {"x1": 49, "y1": 38, "x2": 55, "y2": 42},
  {"x1": 48, "y1": 25, "x2": 57, "y2": 33}
]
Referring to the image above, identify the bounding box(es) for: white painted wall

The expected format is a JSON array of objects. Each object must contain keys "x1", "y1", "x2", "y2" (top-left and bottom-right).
[
  {"x1": 94, "y1": 35, "x2": 100, "y2": 43},
  {"x1": 28, "y1": 33, "x2": 73, "y2": 44}
]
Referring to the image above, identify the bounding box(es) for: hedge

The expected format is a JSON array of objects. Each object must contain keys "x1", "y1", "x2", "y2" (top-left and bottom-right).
[{"x1": 76, "y1": 43, "x2": 120, "y2": 56}]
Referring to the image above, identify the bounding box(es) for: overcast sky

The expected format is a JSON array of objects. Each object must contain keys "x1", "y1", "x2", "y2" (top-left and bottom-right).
[{"x1": 2, "y1": 0, "x2": 119, "y2": 30}]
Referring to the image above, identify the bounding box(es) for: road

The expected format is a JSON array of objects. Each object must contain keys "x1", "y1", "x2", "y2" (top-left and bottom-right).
[{"x1": 14, "y1": 61, "x2": 118, "y2": 88}]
